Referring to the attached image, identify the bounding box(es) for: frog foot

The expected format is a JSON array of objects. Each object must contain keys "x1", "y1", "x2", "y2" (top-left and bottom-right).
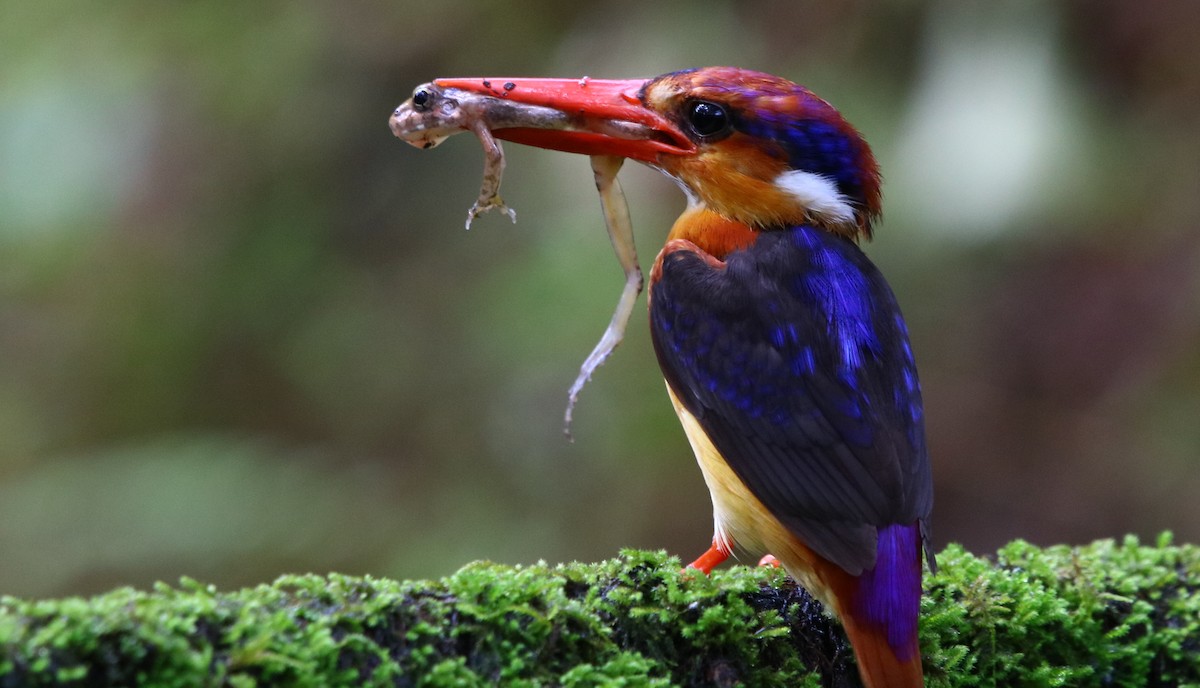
[{"x1": 465, "y1": 195, "x2": 517, "y2": 229}]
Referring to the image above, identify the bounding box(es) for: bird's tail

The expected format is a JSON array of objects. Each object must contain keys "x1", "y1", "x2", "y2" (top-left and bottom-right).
[
  {"x1": 839, "y1": 611, "x2": 924, "y2": 688},
  {"x1": 833, "y1": 522, "x2": 926, "y2": 688}
]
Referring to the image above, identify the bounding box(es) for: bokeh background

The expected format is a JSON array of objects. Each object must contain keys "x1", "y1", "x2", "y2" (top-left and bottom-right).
[{"x1": 2, "y1": 1, "x2": 1198, "y2": 599}]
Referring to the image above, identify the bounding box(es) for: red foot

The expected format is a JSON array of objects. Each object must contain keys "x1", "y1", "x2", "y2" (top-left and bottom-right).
[
  {"x1": 684, "y1": 540, "x2": 731, "y2": 574},
  {"x1": 757, "y1": 554, "x2": 781, "y2": 568}
]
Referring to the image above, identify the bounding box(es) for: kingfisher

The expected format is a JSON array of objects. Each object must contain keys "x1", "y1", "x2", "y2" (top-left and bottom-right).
[{"x1": 429, "y1": 67, "x2": 934, "y2": 687}]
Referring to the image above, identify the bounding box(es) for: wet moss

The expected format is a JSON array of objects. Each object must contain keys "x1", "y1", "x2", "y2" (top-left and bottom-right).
[{"x1": 0, "y1": 536, "x2": 1197, "y2": 687}]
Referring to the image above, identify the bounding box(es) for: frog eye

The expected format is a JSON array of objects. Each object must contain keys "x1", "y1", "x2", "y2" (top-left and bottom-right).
[{"x1": 412, "y1": 87, "x2": 433, "y2": 111}]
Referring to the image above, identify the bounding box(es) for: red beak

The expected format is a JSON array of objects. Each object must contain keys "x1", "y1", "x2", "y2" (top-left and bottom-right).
[{"x1": 432, "y1": 76, "x2": 695, "y2": 163}]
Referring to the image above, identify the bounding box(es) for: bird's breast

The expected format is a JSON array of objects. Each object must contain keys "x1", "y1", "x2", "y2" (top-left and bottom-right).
[
  {"x1": 649, "y1": 207, "x2": 758, "y2": 296},
  {"x1": 665, "y1": 384, "x2": 843, "y2": 609},
  {"x1": 665, "y1": 207, "x2": 758, "y2": 260}
]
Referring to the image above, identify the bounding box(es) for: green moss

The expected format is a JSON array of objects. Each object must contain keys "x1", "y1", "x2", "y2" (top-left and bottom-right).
[{"x1": 0, "y1": 536, "x2": 1197, "y2": 687}]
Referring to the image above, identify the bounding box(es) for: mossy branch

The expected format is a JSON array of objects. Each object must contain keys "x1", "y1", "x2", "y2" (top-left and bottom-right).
[{"x1": 1, "y1": 535, "x2": 1197, "y2": 687}]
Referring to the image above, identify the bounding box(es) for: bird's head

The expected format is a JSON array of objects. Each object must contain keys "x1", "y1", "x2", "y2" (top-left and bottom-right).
[{"x1": 435, "y1": 66, "x2": 881, "y2": 239}]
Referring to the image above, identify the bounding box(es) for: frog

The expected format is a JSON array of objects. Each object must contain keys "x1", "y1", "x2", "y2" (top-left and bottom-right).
[
  {"x1": 389, "y1": 82, "x2": 642, "y2": 437},
  {"x1": 390, "y1": 81, "x2": 572, "y2": 228}
]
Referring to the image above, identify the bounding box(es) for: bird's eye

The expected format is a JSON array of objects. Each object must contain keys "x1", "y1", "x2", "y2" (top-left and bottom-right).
[
  {"x1": 686, "y1": 100, "x2": 730, "y2": 138},
  {"x1": 412, "y1": 88, "x2": 432, "y2": 111}
]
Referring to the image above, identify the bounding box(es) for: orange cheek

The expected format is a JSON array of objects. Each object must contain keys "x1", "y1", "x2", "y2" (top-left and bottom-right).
[{"x1": 661, "y1": 137, "x2": 803, "y2": 228}]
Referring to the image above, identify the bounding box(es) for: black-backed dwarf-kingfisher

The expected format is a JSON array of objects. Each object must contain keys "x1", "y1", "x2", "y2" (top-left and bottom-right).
[{"x1": 426, "y1": 67, "x2": 935, "y2": 688}]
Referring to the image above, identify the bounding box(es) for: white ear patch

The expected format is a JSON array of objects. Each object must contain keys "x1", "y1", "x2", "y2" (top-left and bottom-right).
[{"x1": 774, "y1": 169, "x2": 856, "y2": 226}]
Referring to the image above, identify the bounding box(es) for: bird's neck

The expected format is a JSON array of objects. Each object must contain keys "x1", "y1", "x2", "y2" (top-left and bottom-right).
[{"x1": 666, "y1": 206, "x2": 759, "y2": 259}]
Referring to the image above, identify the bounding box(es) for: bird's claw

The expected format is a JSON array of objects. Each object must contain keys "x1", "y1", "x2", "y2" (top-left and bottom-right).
[
  {"x1": 757, "y1": 554, "x2": 781, "y2": 568},
  {"x1": 682, "y1": 541, "x2": 732, "y2": 576}
]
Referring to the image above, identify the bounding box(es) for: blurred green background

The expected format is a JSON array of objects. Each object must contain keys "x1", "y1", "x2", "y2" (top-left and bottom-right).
[{"x1": 1, "y1": 1, "x2": 1197, "y2": 598}]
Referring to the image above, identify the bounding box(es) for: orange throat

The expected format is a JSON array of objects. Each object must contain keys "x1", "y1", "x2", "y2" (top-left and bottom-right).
[{"x1": 666, "y1": 207, "x2": 758, "y2": 259}]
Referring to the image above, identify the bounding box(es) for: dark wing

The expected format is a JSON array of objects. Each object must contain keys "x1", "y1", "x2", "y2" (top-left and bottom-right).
[{"x1": 650, "y1": 225, "x2": 932, "y2": 575}]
